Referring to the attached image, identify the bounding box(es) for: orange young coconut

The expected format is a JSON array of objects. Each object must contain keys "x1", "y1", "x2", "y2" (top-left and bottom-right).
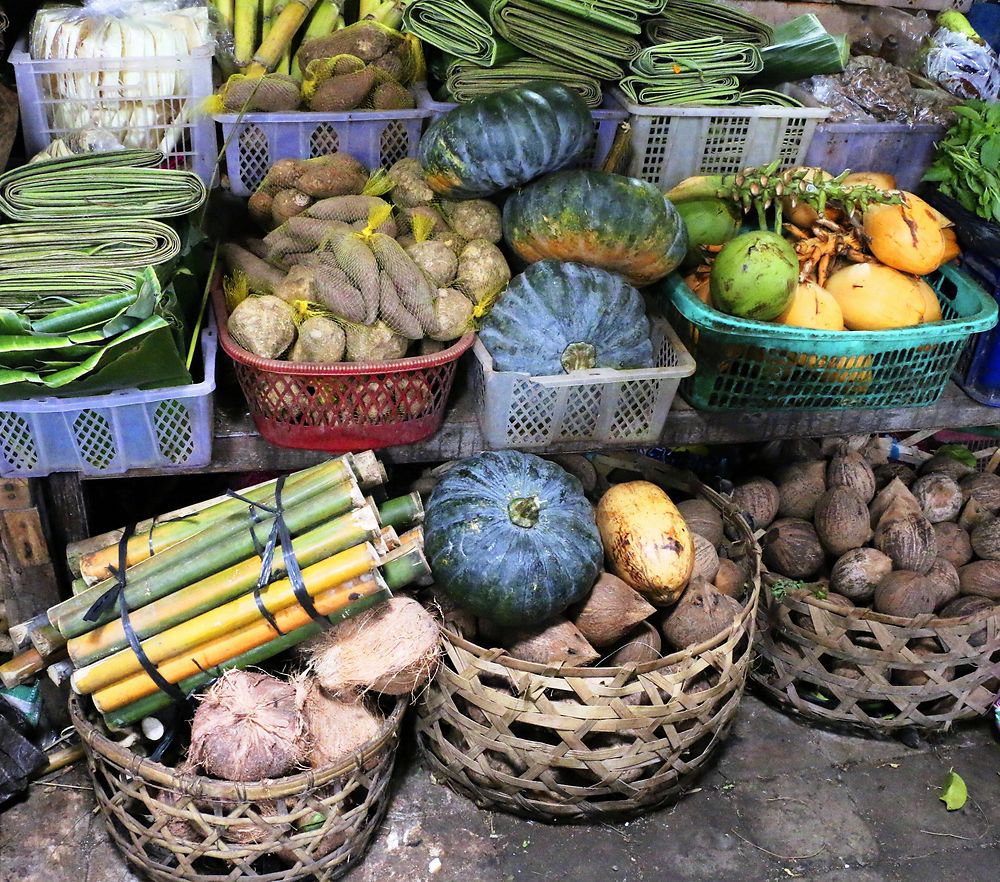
[
  {"x1": 825, "y1": 263, "x2": 926, "y2": 330},
  {"x1": 782, "y1": 167, "x2": 836, "y2": 228},
  {"x1": 843, "y1": 171, "x2": 897, "y2": 190},
  {"x1": 863, "y1": 192, "x2": 946, "y2": 275},
  {"x1": 941, "y1": 227, "x2": 961, "y2": 263},
  {"x1": 914, "y1": 277, "x2": 943, "y2": 323},
  {"x1": 777, "y1": 281, "x2": 846, "y2": 330},
  {"x1": 684, "y1": 267, "x2": 712, "y2": 306}
]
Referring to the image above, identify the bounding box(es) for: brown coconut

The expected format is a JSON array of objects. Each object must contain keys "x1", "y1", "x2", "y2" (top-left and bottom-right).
[
  {"x1": 911, "y1": 473, "x2": 963, "y2": 523},
  {"x1": 304, "y1": 596, "x2": 441, "y2": 696},
  {"x1": 730, "y1": 478, "x2": 780, "y2": 532},
  {"x1": 570, "y1": 572, "x2": 656, "y2": 649},
  {"x1": 933, "y1": 522, "x2": 974, "y2": 568},
  {"x1": 873, "y1": 571, "x2": 938, "y2": 618},
  {"x1": 502, "y1": 618, "x2": 600, "y2": 666},
  {"x1": 661, "y1": 578, "x2": 743, "y2": 650},
  {"x1": 921, "y1": 453, "x2": 975, "y2": 481},
  {"x1": 776, "y1": 460, "x2": 827, "y2": 519},
  {"x1": 939, "y1": 595, "x2": 996, "y2": 648},
  {"x1": 827, "y1": 450, "x2": 876, "y2": 503},
  {"x1": 958, "y1": 559, "x2": 1000, "y2": 600},
  {"x1": 925, "y1": 558, "x2": 961, "y2": 610},
  {"x1": 677, "y1": 498, "x2": 724, "y2": 547},
  {"x1": 970, "y1": 517, "x2": 1000, "y2": 560},
  {"x1": 714, "y1": 557, "x2": 744, "y2": 598},
  {"x1": 691, "y1": 534, "x2": 721, "y2": 584},
  {"x1": 874, "y1": 462, "x2": 917, "y2": 490},
  {"x1": 782, "y1": 438, "x2": 823, "y2": 461},
  {"x1": 961, "y1": 472, "x2": 1000, "y2": 512},
  {"x1": 762, "y1": 518, "x2": 825, "y2": 580},
  {"x1": 891, "y1": 643, "x2": 954, "y2": 687},
  {"x1": 604, "y1": 621, "x2": 663, "y2": 666},
  {"x1": 959, "y1": 498, "x2": 992, "y2": 532},
  {"x1": 813, "y1": 487, "x2": 872, "y2": 556},
  {"x1": 303, "y1": 680, "x2": 382, "y2": 770},
  {"x1": 820, "y1": 591, "x2": 856, "y2": 610},
  {"x1": 874, "y1": 511, "x2": 937, "y2": 573},
  {"x1": 869, "y1": 479, "x2": 921, "y2": 528},
  {"x1": 188, "y1": 671, "x2": 308, "y2": 782},
  {"x1": 829, "y1": 548, "x2": 893, "y2": 603}
]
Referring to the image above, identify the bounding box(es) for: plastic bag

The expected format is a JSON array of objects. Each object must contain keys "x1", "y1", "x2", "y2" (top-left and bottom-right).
[{"x1": 923, "y1": 27, "x2": 1000, "y2": 100}]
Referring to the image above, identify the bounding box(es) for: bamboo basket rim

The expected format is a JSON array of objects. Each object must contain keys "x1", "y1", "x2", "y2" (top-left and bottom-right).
[{"x1": 70, "y1": 692, "x2": 407, "y2": 801}]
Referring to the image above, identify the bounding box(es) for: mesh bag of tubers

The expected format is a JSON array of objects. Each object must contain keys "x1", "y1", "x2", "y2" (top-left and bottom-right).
[{"x1": 743, "y1": 438, "x2": 1000, "y2": 732}]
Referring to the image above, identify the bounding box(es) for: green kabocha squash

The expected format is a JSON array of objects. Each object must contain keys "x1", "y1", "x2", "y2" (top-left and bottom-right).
[
  {"x1": 418, "y1": 83, "x2": 593, "y2": 199},
  {"x1": 503, "y1": 170, "x2": 688, "y2": 286},
  {"x1": 424, "y1": 450, "x2": 603, "y2": 627},
  {"x1": 478, "y1": 260, "x2": 653, "y2": 375}
]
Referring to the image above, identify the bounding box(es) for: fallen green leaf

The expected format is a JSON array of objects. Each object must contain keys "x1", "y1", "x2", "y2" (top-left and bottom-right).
[{"x1": 940, "y1": 769, "x2": 967, "y2": 811}]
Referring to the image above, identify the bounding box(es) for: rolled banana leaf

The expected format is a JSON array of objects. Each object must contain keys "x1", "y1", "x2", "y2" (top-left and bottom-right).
[
  {"x1": 630, "y1": 36, "x2": 762, "y2": 77},
  {"x1": 754, "y1": 15, "x2": 849, "y2": 85},
  {"x1": 446, "y1": 57, "x2": 603, "y2": 106},
  {"x1": 0, "y1": 270, "x2": 139, "y2": 317},
  {"x1": 619, "y1": 74, "x2": 742, "y2": 105},
  {"x1": 402, "y1": 0, "x2": 520, "y2": 67},
  {"x1": 486, "y1": 0, "x2": 664, "y2": 34},
  {"x1": 645, "y1": 1, "x2": 773, "y2": 47},
  {"x1": 737, "y1": 88, "x2": 804, "y2": 107}
]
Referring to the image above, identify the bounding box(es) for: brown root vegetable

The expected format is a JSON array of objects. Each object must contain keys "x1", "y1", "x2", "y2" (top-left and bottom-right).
[
  {"x1": 387, "y1": 159, "x2": 435, "y2": 208},
  {"x1": 303, "y1": 681, "x2": 382, "y2": 770},
  {"x1": 268, "y1": 158, "x2": 307, "y2": 189},
  {"x1": 813, "y1": 487, "x2": 872, "y2": 555},
  {"x1": 829, "y1": 548, "x2": 893, "y2": 603},
  {"x1": 925, "y1": 558, "x2": 960, "y2": 610},
  {"x1": 874, "y1": 571, "x2": 938, "y2": 618},
  {"x1": 295, "y1": 155, "x2": 369, "y2": 199},
  {"x1": 400, "y1": 205, "x2": 447, "y2": 237},
  {"x1": 455, "y1": 239, "x2": 511, "y2": 304},
  {"x1": 503, "y1": 618, "x2": 600, "y2": 666},
  {"x1": 891, "y1": 644, "x2": 954, "y2": 687},
  {"x1": 921, "y1": 453, "x2": 975, "y2": 481},
  {"x1": 405, "y1": 240, "x2": 458, "y2": 288},
  {"x1": 869, "y1": 478, "x2": 921, "y2": 528},
  {"x1": 570, "y1": 572, "x2": 656, "y2": 648},
  {"x1": 433, "y1": 229, "x2": 468, "y2": 254},
  {"x1": 221, "y1": 243, "x2": 286, "y2": 295},
  {"x1": 429, "y1": 288, "x2": 473, "y2": 342},
  {"x1": 604, "y1": 621, "x2": 662, "y2": 666},
  {"x1": 874, "y1": 511, "x2": 936, "y2": 573},
  {"x1": 938, "y1": 594, "x2": 996, "y2": 646},
  {"x1": 714, "y1": 558, "x2": 744, "y2": 597},
  {"x1": 958, "y1": 559, "x2": 1000, "y2": 600},
  {"x1": 677, "y1": 499, "x2": 724, "y2": 547},
  {"x1": 911, "y1": 473, "x2": 963, "y2": 523},
  {"x1": 297, "y1": 25, "x2": 391, "y2": 70},
  {"x1": 661, "y1": 578, "x2": 743, "y2": 650},
  {"x1": 827, "y1": 450, "x2": 876, "y2": 503},
  {"x1": 271, "y1": 189, "x2": 312, "y2": 227},
  {"x1": 874, "y1": 462, "x2": 916, "y2": 489},
  {"x1": 273, "y1": 264, "x2": 318, "y2": 303},
  {"x1": 691, "y1": 534, "x2": 720, "y2": 583},
  {"x1": 344, "y1": 321, "x2": 408, "y2": 362},
  {"x1": 762, "y1": 518, "x2": 825, "y2": 580},
  {"x1": 248, "y1": 190, "x2": 274, "y2": 228},
  {"x1": 961, "y1": 472, "x2": 1000, "y2": 512},
  {"x1": 933, "y1": 521, "x2": 974, "y2": 568},
  {"x1": 222, "y1": 73, "x2": 301, "y2": 112},
  {"x1": 547, "y1": 454, "x2": 598, "y2": 495},
  {"x1": 227, "y1": 295, "x2": 297, "y2": 359},
  {"x1": 289, "y1": 316, "x2": 346, "y2": 363},
  {"x1": 309, "y1": 68, "x2": 378, "y2": 112},
  {"x1": 188, "y1": 671, "x2": 308, "y2": 781},
  {"x1": 971, "y1": 517, "x2": 1000, "y2": 560},
  {"x1": 776, "y1": 460, "x2": 827, "y2": 520},
  {"x1": 730, "y1": 478, "x2": 780, "y2": 533},
  {"x1": 440, "y1": 199, "x2": 503, "y2": 244},
  {"x1": 371, "y1": 81, "x2": 416, "y2": 110},
  {"x1": 304, "y1": 596, "x2": 441, "y2": 695}
]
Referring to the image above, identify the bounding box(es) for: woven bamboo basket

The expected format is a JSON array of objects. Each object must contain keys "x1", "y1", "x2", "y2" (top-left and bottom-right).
[
  {"x1": 70, "y1": 693, "x2": 406, "y2": 882},
  {"x1": 752, "y1": 583, "x2": 1000, "y2": 733},
  {"x1": 415, "y1": 484, "x2": 761, "y2": 821}
]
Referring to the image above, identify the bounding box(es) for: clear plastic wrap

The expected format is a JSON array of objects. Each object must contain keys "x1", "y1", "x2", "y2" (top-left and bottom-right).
[{"x1": 922, "y1": 27, "x2": 1000, "y2": 100}]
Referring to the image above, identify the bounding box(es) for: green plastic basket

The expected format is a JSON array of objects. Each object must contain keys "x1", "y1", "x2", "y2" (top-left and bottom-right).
[{"x1": 660, "y1": 263, "x2": 999, "y2": 412}]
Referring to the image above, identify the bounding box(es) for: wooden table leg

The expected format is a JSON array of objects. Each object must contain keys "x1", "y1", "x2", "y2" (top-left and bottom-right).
[{"x1": 33, "y1": 473, "x2": 89, "y2": 587}]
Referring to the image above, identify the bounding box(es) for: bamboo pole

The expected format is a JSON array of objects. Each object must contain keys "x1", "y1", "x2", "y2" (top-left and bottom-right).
[
  {"x1": 8, "y1": 613, "x2": 48, "y2": 651},
  {"x1": 379, "y1": 542, "x2": 427, "y2": 590},
  {"x1": 65, "y1": 503, "x2": 380, "y2": 668},
  {"x1": 247, "y1": 0, "x2": 319, "y2": 75},
  {"x1": 47, "y1": 660, "x2": 75, "y2": 687},
  {"x1": 39, "y1": 744, "x2": 85, "y2": 776},
  {"x1": 92, "y1": 563, "x2": 386, "y2": 713},
  {"x1": 51, "y1": 467, "x2": 364, "y2": 639},
  {"x1": 104, "y1": 544, "x2": 430, "y2": 728},
  {"x1": 71, "y1": 578, "x2": 88, "y2": 596},
  {"x1": 29, "y1": 623, "x2": 65, "y2": 658},
  {"x1": 379, "y1": 492, "x2": 424, "y2": 531},
  {"x1": 0, "y1": 647, "x2": 44, "y2": 688},
  {"x1": 72, "y1": 542, "x2": 379, "y2": 695},
  {"x1": 234, "y1": 0, "x2": 261, "y2": 67}
]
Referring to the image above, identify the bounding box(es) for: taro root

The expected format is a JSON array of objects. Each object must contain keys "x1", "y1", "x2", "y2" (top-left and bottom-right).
[
  {"x1": 661, "y1": 578, "x2": 743, "y2": 650},
  {"x1": 911, "y1": 473, "x2": 963, "y2": 523},
  {"x1": 958, "y1": 560, "x2": 1000, "y2": 600},
  {"x1": 813, "y1": 487, "x2": 872, "y2": 555},
  {"x1": 502, "y1": 618, "x2": 600, "y2": 666},
  {"x1": 873, "y1": 571, "x2": 938, "y2": 618},
  {"x1": 921, "y1": 453, "x2": 974, "y2": 481},
  {"x1": 227, "y1": 295, "x2": 297, "y2": 359},
  {"x1": 604, "y1": 621, "x2": 663, "y2": 666},
  {"x1": 960, "y1": 472, "x2": 1000, "y2": 512},
  {"x1": 677, "y1": 498, "x2": 724, "y2": 547},
  {"x1": 925, "y1": 558, "x2": 961, "y2": 610},
  {"x1": 570, "y1": 572, "x2": 656, "y2": 649},
  {"x1": 762, "y1": 518, "x2": 825, "y2": 580},
  {"x1": 869, "y1": 478, "x2": 921, "y2": 528},
  {"x1": 405, "y1": 240, "x2": 458, "y2": 288},
  {"x1": 776, "y1": 460, "x2": 827, "y2": 520},
  {"x1": 970, "y1": 517, "x2": 1000, "y2": 561},
  {"x1": 933, "y1": 522, "x2": 974, "y2": 568},
  {"x1": 288, "y1": 316, "x2": 346, "y2": 363},
  {"x1": 729, "y1": 478, "x2": 780, "y2": 532},
  {"x1": 714, "y1": 557, "x2": 744, "y2": 598},
  {"x1": 827, "y1": 449, "x2": 876, "y2": 503},
  {"x1": 829, "y1": 548, "x2": 893, "y2": 603},
  {"x1": 691, "y1": 534, "x2": 721, "y2": 583},
  {"x1": 874, "y1": 461, "x2": 916, "y2": 490},
  {"x1": 874, "y1": 511, "x2": 936, "y2": 573}
]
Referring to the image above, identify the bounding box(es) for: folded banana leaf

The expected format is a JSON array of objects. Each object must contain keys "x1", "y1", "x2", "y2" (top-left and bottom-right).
[
  {"x1": 402, "y1": 0, "x2": 520, "y2": 67},
  {"x1": 480, "y1": 0, "x2": 643, "y2": 79},
  {"x1": 445, "y1": 57, "x2": 603, "y2": 105},
  {"x1": 754, "y1": 15, "x2": 848, "y2": 85},
  {"x1": 619, "y1": 73, "x2": 742, "y2": 105},
  {"x1": 737, "y1": 88, "x2": 804, "y2": 107},
  {"x1": 630, "y1": 36, "x2": 762, "y2": 77},
  {"x1": 0, "y1": 269, "x2": 138, "y2": 317},
  {"x1": 645, "y1": 1, "x2": 773, "y2": 47}
]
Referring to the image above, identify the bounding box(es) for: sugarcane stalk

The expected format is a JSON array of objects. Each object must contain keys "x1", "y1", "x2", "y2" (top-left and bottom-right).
[
  {"x1": 378, "y1": 492, "x2": 424, "y2": 531},
  {"x1": 8, "y1": 613, "x2": 48, "y2": 651},
  {"x1": 103, "y1": 542, "x2": 431, "y2": 728},
  {"x1": 47, "y1": 660, "x2": 75, "y2": 687},
  {"x1": 79, "y1": 457, "x2": 358, "y2": 582},
  {"x1": 262, "y1": 0, "x2": 276, "y2": 37},
  {"x1": 72, "y1": 542, "x2": 379, "y2": 695},
  {"x1": 29, "y1": 623, "x2": 66, "y2": 658},
  {"x1": 358, "y1": 0, "x2": 379, "y2": 19},
  {"x1": 51, "y1": 472, "x2": 365, "y2": 639},
  {"x1": 65, "y1": 503, "x2": 380, "y2": 669},
  {"x1": 367, "y1": 0, "x2": 403, "y2": 27},
  {"x1": 303, "y1": 0, "x2": 341, "y2": 39},
  {"x1": 247, "y1": 0, "x2": 319, "y2": 75},
  {"x1": 92, "y1": 562, "x2": 386, "y2": 713},
  {"x1": 234, "y1": 0, "x2": 260, "y2": 67}
]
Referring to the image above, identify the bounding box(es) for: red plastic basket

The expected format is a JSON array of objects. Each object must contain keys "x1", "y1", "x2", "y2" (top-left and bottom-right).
[{"x1": 212, "y1": 285, "x2": 474, "y2": 452}]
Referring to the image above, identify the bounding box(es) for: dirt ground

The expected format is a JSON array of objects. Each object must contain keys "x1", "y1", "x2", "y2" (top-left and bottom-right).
[{"x1": 2, "y1": 694, "x2": 998, "y2": 882}]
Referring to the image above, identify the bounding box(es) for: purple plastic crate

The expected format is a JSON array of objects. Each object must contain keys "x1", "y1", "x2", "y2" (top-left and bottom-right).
[{"x1": 216, "y1": 108, "x2": 430, "y2": 196}]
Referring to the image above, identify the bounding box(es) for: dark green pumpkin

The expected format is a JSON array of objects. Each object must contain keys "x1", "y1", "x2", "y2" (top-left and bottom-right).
[
  {"x1": 503, "y1": 170, "x2": 689, "y2": 286},
  {"x1": 424, "y1": 450, "x2": 603, "y2": 627},
  {"x1": 418, "y1": 83, "x2": 593, "y2": 199}
]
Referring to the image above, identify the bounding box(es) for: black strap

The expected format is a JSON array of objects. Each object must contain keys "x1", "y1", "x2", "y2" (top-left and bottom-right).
[{"x1": 147, "y1": 515, "x2": 159, "y2": 559}]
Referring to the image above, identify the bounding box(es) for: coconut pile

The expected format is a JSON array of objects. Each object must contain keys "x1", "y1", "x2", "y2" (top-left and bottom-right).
[{"x1": 735, "y1": 439, "x2": 1000, "y2": 631}]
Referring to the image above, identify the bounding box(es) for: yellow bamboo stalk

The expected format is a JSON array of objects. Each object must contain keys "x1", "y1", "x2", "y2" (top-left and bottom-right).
[
  {"x1": 92, "y1": 569, "x2": 386, "y2": 713},
  {"x1": 247, "y1": 0, "x2": 319, "y2": 75},
  {"x1": 72, "y1": 542, "x2": 378, "y2": 695}
]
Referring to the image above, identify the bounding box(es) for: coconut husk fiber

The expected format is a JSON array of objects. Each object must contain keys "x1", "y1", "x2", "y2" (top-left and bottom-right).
[{"x1": 303, "y1": 679, "x2": 383, "y2": 770}]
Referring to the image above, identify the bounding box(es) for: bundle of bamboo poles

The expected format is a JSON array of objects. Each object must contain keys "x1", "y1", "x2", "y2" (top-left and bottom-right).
[{"x1": 0, "y1": 451, "x2": 431, "y2": 730}]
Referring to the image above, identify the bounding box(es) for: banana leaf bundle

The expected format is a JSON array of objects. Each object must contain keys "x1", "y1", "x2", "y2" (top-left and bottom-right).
[
  {"x1": 0, "y1": 270, "x2": 139, "y2": 318},
  {"x1": 402, "y1": 0, "x2": 520, "y2": 67},
  {"x1": 737, "y1": 89, "x2": 804, "y2": 107},
  {"x1": 645, "y1": 1, "x2": 773, "y2": 47},
  {"x1": 445, "y1": 56, "x2": 603, "y2": 105},
  {"x1": 619, "y1": 74, "x2": 742, "y2": 105},
  {"x1": 754, "y1": 15, "x2": 849, "y2": 85}
]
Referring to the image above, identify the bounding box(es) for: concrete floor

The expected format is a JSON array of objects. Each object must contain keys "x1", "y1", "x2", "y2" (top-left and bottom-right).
[{"x1": 2, "y1": 695, "x2": 998, "y2": 882}]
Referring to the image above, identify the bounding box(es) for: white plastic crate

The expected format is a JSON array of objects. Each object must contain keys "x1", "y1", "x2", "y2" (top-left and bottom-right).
[
  {"x1": 611, "y1": 88, "x2": 830, "y2": 190},
  {"x1": 470, "y1": 319, "x2": 696, "y2": 450},
  {"x1": 8, "y1": 35, "x2": 218, "y2": 185},
  {"x1": 0, "y1": 322, "x2": 217, "y2": 478}
]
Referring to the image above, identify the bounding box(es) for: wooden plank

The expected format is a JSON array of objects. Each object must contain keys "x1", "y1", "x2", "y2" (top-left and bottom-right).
[
  {"x1": 0, "y1": 508, "x2": 60, "y2": 627},
  {"x1": 0, "y1": 479, "x2": 30, "y2": 512}
]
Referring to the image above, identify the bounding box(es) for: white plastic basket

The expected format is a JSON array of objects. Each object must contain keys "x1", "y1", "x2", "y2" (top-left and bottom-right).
[
  {"x1": 470, "y1": 319, "x2": 695, "y2": 450},
  {"x1": 611, "y1": 88, "x2": 830, "y2": 190},
  {"x1": 8, "y1": 35, "x2": 218, "y2": 184}
]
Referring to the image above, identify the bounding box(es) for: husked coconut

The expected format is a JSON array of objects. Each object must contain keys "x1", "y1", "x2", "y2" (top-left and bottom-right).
[
  {"x1": 829, "y1": 548, "x2": 893, "y2": 603},
  {"x1": 874, "y1": 511, "x2": 936, "y2": 573},
  {"x1": 911, "y1": 473, "x2": 963, "y2": 523},
  {"x1": 958, "y1": 560, "x2": 1000, "y2": 600},
  {"x1": 970, "y1": 517, "x2": 1000, "y2": 560},
  {"x1": 869, "y1": 478, "x2": 921, "y2": 528},
  {"x1": 677, "y1": 499, "x2": 724, "y2": 547},
  {"x1": 933, "y1": 522, "x2": 973, "y2": 568},
  {"x1": 691, "y1": 534, "x2": 721, "y2": 583},
  {"x1": 921, "y1": 453, "x2": 974, "y2": 481},
  {"x1": 661, "y1": 578, "x2": 743, "y2": 650},
  {"x1": 714, "y1": 557, "x2": 744, "y2": 598},
  {"x1": 729, "y1": 478, "x2": 780, "y2": 532},
  {"x1": 762, "y1": 518, "x2": 825, "y2": 579},
  {"x1": 925, "y1": 558, "x2": 961, "y2": 610},
  {"x1": 959, "y1": 498, "x2": 992, "y2": 532},
  {"x1": 827, "y1": 450, "x2": 876, "y2": 503},
  {"x1": 960, "y1": 472, "x2": 1000, "y2": 512},
  {"x1": 503, "y1": 618, "x2": 600, "y2": 666},
  {"x1": 874, "y1": 571, "x2": 938, "y2": 618},
  {"x1": 813, "y1": 487, "x2": 872, "y2": 555},
  {"x1": 776, "y1": 460, "x2": 827, "y2": 519},
  {"x1": 782, "y1": 438, "x2": 823, "y2": 461},
  {"x1": 570, "y1": 572, "x2": 656, "y2": 648},
  {"x1": 604, "y1": 621, "x2": 662, "y2": 666},
  {"x1": 874, "y1": 462, "x2": 917, "y2": 489},
  {"x1": 891, "y1": 643, "x2": 955, "y2": 687}
]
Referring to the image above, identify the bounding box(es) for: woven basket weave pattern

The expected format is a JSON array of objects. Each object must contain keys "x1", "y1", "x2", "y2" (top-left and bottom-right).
[
  {"x1": 71, "y1": 695, "x2": 405, "y2": 882},
  {"x1": 752, "y1": 590, "x2": 1000, "y2": 733}
]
